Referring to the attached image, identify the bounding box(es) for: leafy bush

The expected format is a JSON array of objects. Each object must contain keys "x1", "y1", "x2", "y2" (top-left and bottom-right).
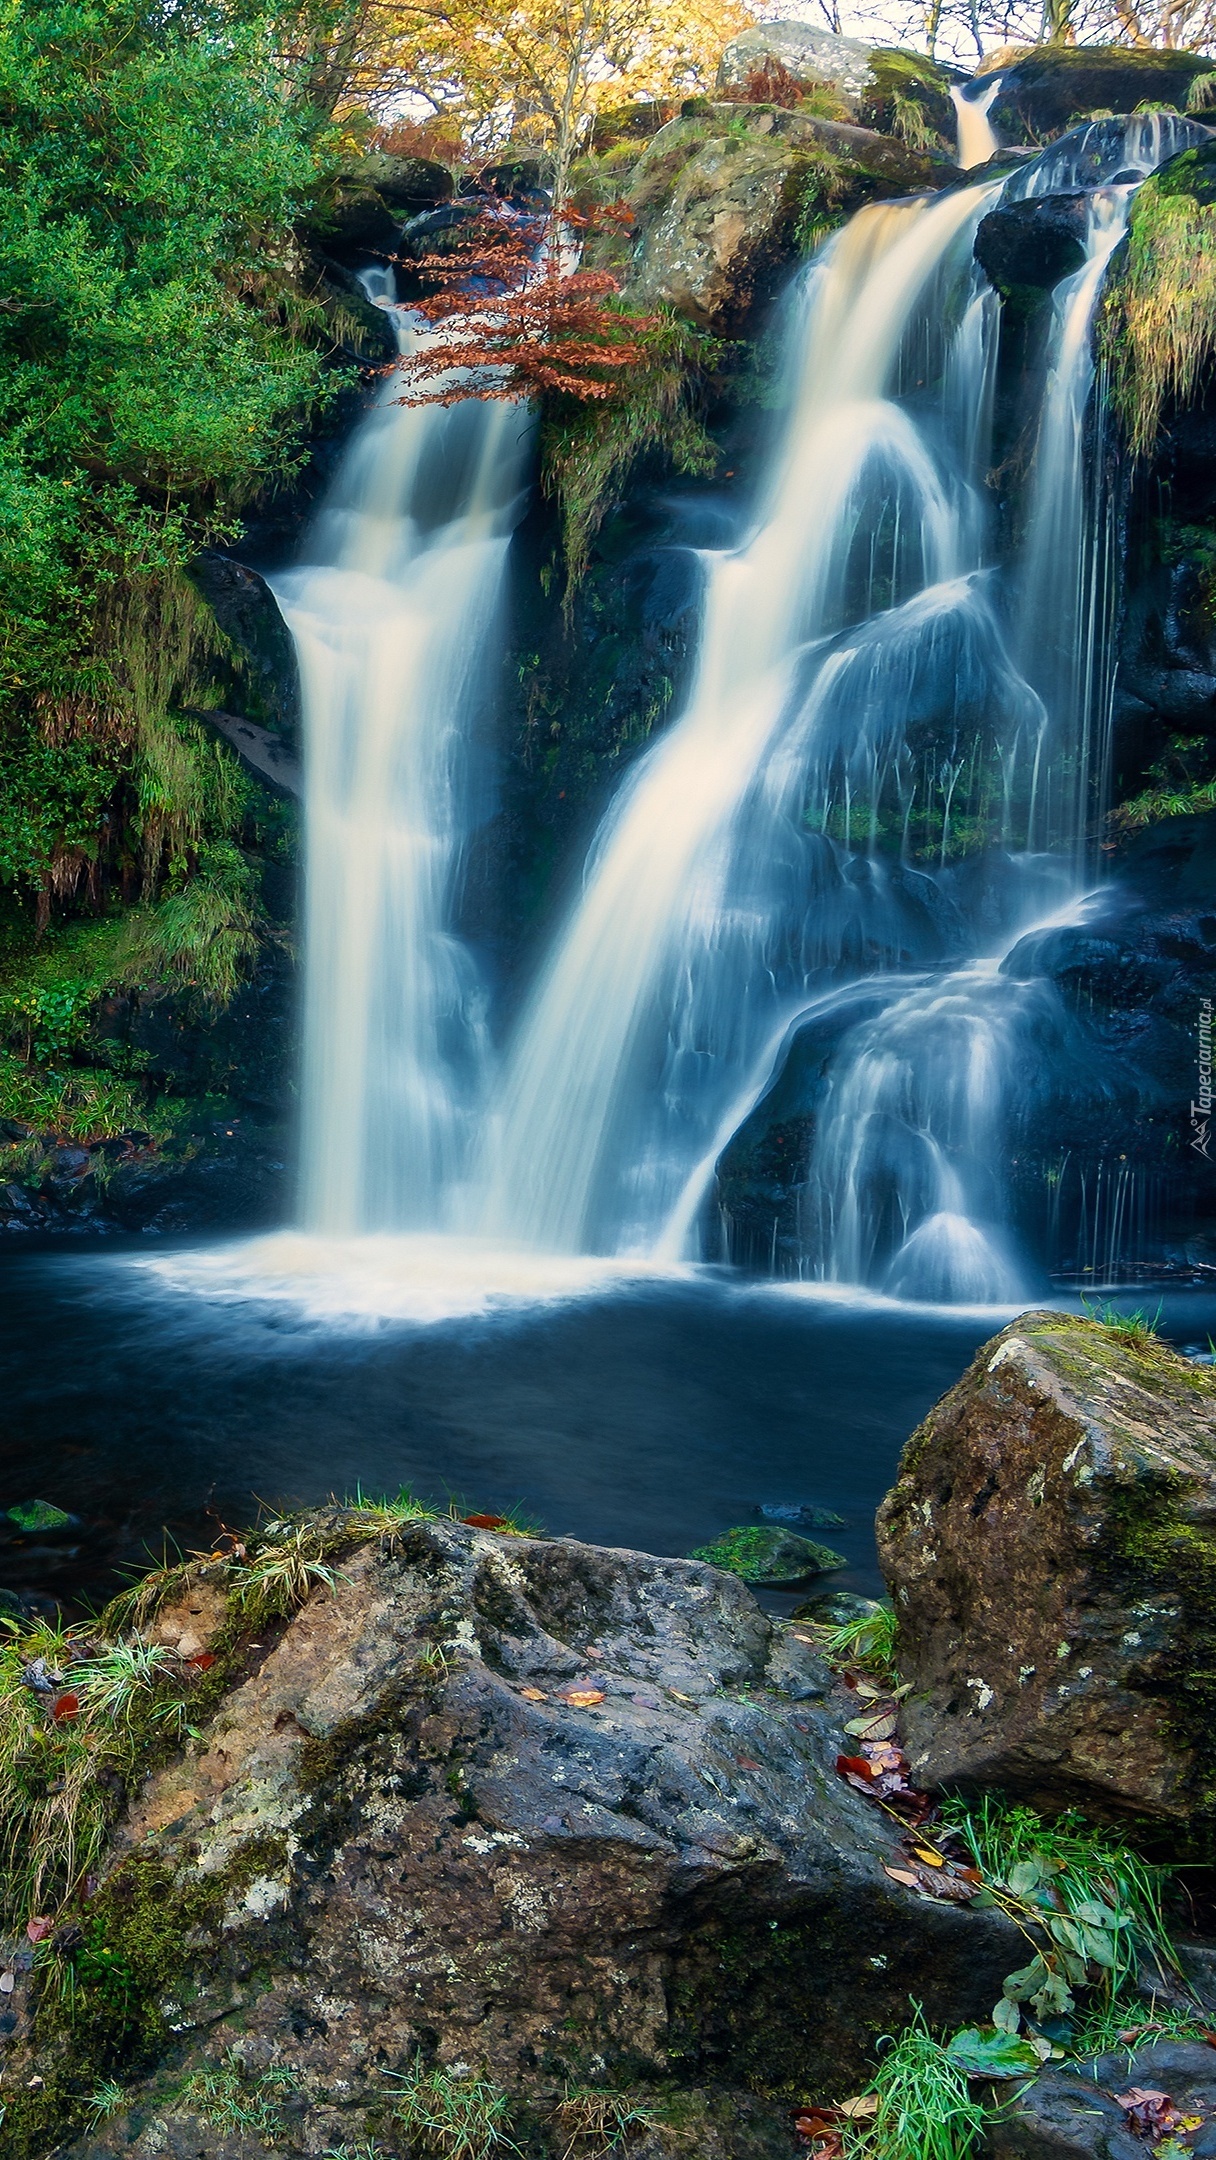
[{"x1": 0, "y1": 0, "x2": 337, "y2": 936}]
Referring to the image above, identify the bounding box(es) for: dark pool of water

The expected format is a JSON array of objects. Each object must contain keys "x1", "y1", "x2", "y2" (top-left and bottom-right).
[{"x1": 1, "y1": 1239, "x2": 1212, "y2": 1618}]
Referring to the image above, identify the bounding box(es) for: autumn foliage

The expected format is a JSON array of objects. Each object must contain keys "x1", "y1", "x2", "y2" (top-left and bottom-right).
[
  {"x1": 397, "y1": 212, "x2": 659, "y2": 404},
  {"x1": 719, "y1": 58, "x2": 810, "y2": 107}
]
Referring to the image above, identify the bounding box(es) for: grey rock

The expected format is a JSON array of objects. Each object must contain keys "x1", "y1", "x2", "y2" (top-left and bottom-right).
[
  {"x1": 717, "y1": 22, "x2": 879, "y2": 98},
  {"x1": 988, "y1": 2042, "x2": 1216, "y2": 2160},
  {"x1": 876, "y1": 1309, "x2": 1216, "y2": 1823},
  {"x1": 23, "y1": 1519, "x2": 1023, "y2": 2157},
  {"x1": 626, "y1": 107, "x2": 948, "y2": 329}
]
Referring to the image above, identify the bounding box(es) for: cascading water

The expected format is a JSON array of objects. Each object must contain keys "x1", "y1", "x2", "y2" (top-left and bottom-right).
[
  {"x1": 262, "y1": 107, "x2": 1208, "y2": 1313},
  {"x1": 481, "y1": 185, "x2": 1007, "y2": 1258},
  {"x1": 473, "y1": 112, "x2": 1208, "y2": 1297},
  {"x1": 275, "y1": 281, "x2": 530, "y2": 1235}
]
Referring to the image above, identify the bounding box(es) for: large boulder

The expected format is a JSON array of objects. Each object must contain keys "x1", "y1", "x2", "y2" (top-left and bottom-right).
[
  {"x1": 984, "y1": 45, "x2": 1214, "y2": 146},
  {"x1": 3, "y1": 1517, "x2": 1023, "y2": 2159},
  {"x1": 876, "y1": 1311, "x2": 1216, "y2": 1828},
  {"x1": 627, "y1": 107, "x2": 951, "y2": 328},
  {"x1": 974, "y1": 192, "x2": 1088, "y2": 291},
  {"x1": 717, "y1": 22, "x2": 880, "y2": 101}
]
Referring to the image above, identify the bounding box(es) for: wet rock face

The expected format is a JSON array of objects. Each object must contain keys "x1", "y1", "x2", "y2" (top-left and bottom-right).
[
  {"x1": 987, "y1": 2040, "x2": 1216, "y2": 2160},
  {"x1": 876, "y1": 1311, "x2": 1216, "y2": 1826},
  {"x1": 974, "y1": 193, "x2": 1088, "y2": 292},
  {"x1": 627, "y1": 109, "x2": 949, "y2": 330},
  {"x1": 25, "y1": 1522, "x2": 1022, "y2": 2157}
]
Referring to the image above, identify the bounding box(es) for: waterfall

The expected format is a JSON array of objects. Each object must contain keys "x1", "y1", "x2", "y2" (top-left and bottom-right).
[
  {"x1": 952, "y1": 78, "x2": 1002, "y2": 169},
  {"x1": 275, "y1": 285, "x2": 531, "y2": 1234},
  {"x1": 480, "y1": 185, "x2": 1003, "y2": 1256},
  {"x1": 265, "y1": 111, "x2": 1203, "y2": 1309},
  {"x1": 471, "y1": 113, "x2": 1200, "y2": 1293}
]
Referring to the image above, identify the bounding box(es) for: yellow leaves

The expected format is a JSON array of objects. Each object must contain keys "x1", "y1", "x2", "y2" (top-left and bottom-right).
[{"x1": 562, "y1": 1687, "x2": 606, "y2": 1708}]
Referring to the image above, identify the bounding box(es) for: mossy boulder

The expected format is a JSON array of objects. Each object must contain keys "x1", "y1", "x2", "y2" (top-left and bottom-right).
[
  {"x1": 689, "y1": 1524, "x2": 846, "y2": 1584},
  {"x1": 986, "y1": 45, "x2": 1214, "y2": 146},
  {"x1": 858, "y1": 48, "x2": 959, "y2": 156},
  {"x1": 300, "y1": 151, "x2": 454, "y2": 266},
  {"x1": 4, "y1": 1517, "x2": 1024, "y2": 2158},
  {"x1": 626, "y1": 108, "x2": 951, "y2": 329},
  {"x1": 877, "y1": 1311, "x2": 1216, "y2": 1830}
]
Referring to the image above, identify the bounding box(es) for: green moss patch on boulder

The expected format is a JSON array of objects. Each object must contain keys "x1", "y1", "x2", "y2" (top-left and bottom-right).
[
  {"x1": 877, "y1": 1310, "x2": 1216, "y2": 1832},
  {"x1": 688, "y1": 1524, "x2": 846, "y2": 1584},
  {"x1": 626, "y1": 108, "x2": 950, "y2": 330}
]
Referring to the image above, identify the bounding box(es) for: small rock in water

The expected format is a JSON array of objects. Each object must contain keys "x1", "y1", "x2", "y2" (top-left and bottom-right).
[
  {"x1": 792, "y1": 1590, "x2": 883, "y2": 1625},
  {"x1": 689, "y1": 1525, "x2": 846, "y2": 1586},
  {"x1": 759, "y1": 1502, "x2": 848, "y2": 1530},
  {"x1": 5, "y1": 1499, "x2": 78, "y2": 1533}
]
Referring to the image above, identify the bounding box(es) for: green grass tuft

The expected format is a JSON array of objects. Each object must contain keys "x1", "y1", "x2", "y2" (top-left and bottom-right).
[
  {"x1": 845, "y1": 2009, "x2": 990, "y2": 2160},
  {"x1": 385, "y1": 2059, "x2": 520, "y2": 2160}
]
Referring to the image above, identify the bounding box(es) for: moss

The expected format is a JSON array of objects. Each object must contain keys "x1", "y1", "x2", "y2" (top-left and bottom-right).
[
  {"x1": 540, "y1": 312, "x2": 723, "y2": 595},
  {"x1": 688, "y1": 1524, "x2": 845, "y2": 1582},
  {"x1": 859, "y1": 49, "x2": 956, "y2": 154},
  {"x1": 1106, "y1": 1494, "x2": 1216, "y2": 1824},
  {"x1": 1103, "y1": 140, "x2": 1216, "y2": 458},
  {"x1": 788, "y1": 145, "x2": 854, "y2": 255}
]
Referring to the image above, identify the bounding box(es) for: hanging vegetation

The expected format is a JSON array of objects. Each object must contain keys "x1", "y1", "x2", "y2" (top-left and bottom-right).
[{"x1": 1104, "y1": 142, "x2": 1216, "y2": 460}]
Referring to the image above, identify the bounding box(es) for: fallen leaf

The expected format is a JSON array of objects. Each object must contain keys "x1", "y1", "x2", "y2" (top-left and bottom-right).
[
  {"x1": 463, "y1": 1513, "x2": 508, "y2": 1530},
  {"x1": 791, "y1": 1632, "x2": 818, "y2": 1645},
  {"x1": 883, "y1": 1865, "x2": 922, "y2": 1888},
  {"x1": 26, "y1": 1918, "x2": 53, "y2": 1944},
  {"x1": 584, "y1": 1647, "x2": 604, "y2": 1659},
  {"x1": 563, "y1": 1688, "x2": 605, "y2": 1709},
  {"x1": 912, "y1": 1846, "x2": 945, "y2": 1867},
  {"x1": 838, "y1": 2095, "x2": 879, "y2": 2120},
  {"x1": 666, "y1": 1688, "x2": 698, "y2": 1705},
  {"x1": 50, "y1": 1691, "x2": 79, "y2": 1723},
  {"x1": 519, "y1": 1687, "x2": 547, "y2": 1702},
  {"x1": 844, "y1": 1711, "x2": 898, "y2": 1741},
  {"x1": 837, "y1": 1753, "x2": 878, "y2": 1780},
  {"x1": 736, "y1": 1756, "x2": 762, "y2": 1771},
  {"x1": 186, "y1": 1652, "x2": 216, "y2": 1671},
  {"x1": 1115, "y1": 2087, "x2": 1181, "y2": 2140},
  {"x1": 946, "y1": 2028, "x2": 1042, "y2": 2079}
]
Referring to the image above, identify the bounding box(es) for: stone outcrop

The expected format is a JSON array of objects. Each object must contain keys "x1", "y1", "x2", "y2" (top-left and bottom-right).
[
  {"x1": 987, "y1": 2039, "x2": 1216, "y2": 2160},
  {"x1": 876, "y1": 1311, "x2": 1216, "y2": 1827},
  {"x1": 717, "y1": 23, "x2": 880, "y2": 100},
  {"x1": 4, "y1": 1518, "x2": 1024, "y2": 2159},
  {"x1": 984, "y1": 45, "x2": 1214, "y2": 145},
  {"x1": 974, "y1": 193, "x2": 1088, "y2": 292},
  {"x1": 627, "y1": 108, "x2": 951, "y2": 329}
]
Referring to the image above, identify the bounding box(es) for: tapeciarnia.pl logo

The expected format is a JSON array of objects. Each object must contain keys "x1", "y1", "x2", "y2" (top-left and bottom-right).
[{"x1": 1193, "y1": 996, "x2": 1213, "y2": 1160}]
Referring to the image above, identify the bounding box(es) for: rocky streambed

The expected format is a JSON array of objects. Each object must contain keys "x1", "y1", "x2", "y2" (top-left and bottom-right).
[{"x1": 4, "y1": 1313, "x2": 1216, "y2": 2159}]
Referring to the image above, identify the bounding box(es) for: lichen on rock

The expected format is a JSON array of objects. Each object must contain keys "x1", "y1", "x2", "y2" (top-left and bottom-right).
[
  {"x1": 877, "y1": 1310, "x2": 1216, "y2": 1830},
  {"x1": 626, "y1": 108, "x2": 950, "y2": 330},
  {"x1": 1, "y1": 1516, "x2": 1024, "y2": 2157}
]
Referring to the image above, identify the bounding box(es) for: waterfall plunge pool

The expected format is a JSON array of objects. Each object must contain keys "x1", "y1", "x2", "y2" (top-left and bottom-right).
[{"x1": 2, "y1": 1236, "x2": 1213, "y2": 1619}]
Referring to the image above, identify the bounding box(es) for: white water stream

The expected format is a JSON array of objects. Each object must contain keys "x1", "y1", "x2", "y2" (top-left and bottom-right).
[{"x1": 274, "y1": 292, "x2": 530, "y2": 1234}]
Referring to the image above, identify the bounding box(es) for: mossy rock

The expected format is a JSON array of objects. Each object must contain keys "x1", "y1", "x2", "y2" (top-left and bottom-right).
[
  {"x1": 859, "y1": 48, "x2": 958, "y2": 155},
  {"x1": 877, "y1": 1310, "x2": 1216, "y2": 1841},
  {"x1": 688, "y1": 1524, "x2": 846, "y2": 1584},
  {"x1": 989, "y1": 45, "x2": 1213, "y2": 145}
]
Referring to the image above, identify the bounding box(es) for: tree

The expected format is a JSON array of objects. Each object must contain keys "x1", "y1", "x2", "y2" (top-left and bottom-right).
[{"x1": 265, "y1": 0, "x2": 752, "y2": 180}]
